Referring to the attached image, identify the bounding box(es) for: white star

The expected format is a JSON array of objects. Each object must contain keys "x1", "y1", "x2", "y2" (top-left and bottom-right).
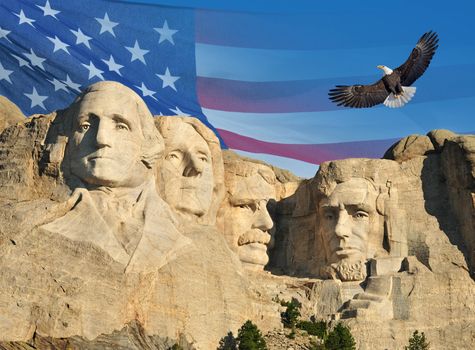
[
  {"x1": 47, "y1": 36, "x2": 70, "y2": 54},
  {"x1": 0, "y1": 27, "x2": 12, "y2": 43},
  {"x1": 14, "y1": 9, "x2": 36, "y2": 27},
  {"x1": 95, "y1": 13, "x2": 118, "y2": 37},
  {"x1": 0, "y1": 62, "x2": 14, "y2": 84},
  {"x1": 48, "y1": 78, "x2": 68, "y2": 92},
  {"x1": 24, "y1": 49, "x2": 46, "y2": 70},
  {"x1": 101, "y1": 55, "x2": 123, "y2": 76},
  {"x1": 24, "y1": 87, "x2": 48, "y2": 110},
  {"x1": 156, "y1": 67, "x2": 180, "y2": 91},
  {"x1": 70, "y1": 28, "x2": 92, "y2": 49},
  {"x1": 63, "y1": 74, "x2": 81, "y2": 92},
  {"x1": 135, "y1": 82, "x2": 157, "y2": 100},
  {"x1": 125, "y1": 40, "x2": 149, "y2": 64},
  {"x1": 36, "y1": 1, "x2": 60, "y2": 19},
  {"x1": 82, "y1": 61, "x2": 104, "y2": 80},
  {"x1": 170, "y1": 106, "x2": 189, "y2": 116},
  {"x1": 11, "y1": 54, "x2": 31, "y2": 69},
  {"x1": 154, "y1": 20, "x2": 178, "y2": 45}
]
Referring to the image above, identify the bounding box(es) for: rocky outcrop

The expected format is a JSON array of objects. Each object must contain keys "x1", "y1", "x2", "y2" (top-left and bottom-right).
[
  {"x1": 1, "y1": 85, "x2": 475, "y2": 349},
  {"x1": 0, "y1": 96, "x2": 24, "y2": 132}
]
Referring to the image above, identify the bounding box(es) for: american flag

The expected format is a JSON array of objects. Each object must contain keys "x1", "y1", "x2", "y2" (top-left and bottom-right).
[{"x1": 1, "y1": 0, "x2": 475, "y2": 178}]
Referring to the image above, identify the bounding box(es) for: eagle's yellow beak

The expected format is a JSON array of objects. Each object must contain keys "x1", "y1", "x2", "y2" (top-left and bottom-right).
[{"x1": 377, "y1": 65, "x2": 384, "y2": 70}]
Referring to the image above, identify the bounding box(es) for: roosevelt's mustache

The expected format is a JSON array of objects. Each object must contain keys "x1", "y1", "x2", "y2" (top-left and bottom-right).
[{"x1": 238, "y1": 229, "x2": 271, "y2": 246}]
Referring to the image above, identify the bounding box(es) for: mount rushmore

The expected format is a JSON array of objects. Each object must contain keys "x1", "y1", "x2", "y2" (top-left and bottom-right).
[{"x1": 0, "y1": 81, "x2": 474, "y2": 349}]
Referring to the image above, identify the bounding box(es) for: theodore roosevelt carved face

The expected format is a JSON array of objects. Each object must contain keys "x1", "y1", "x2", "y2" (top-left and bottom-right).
[{"x1": 222, "y1": 160, "x2": 276, "y2": 271}]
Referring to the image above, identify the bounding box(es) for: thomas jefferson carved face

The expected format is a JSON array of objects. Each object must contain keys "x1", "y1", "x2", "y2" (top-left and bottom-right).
[
  {"x1": 67, "y1": 83, "x2": 154, "y2": 188},
  {"x1": 159, "y1": 121, "x2": 214, "y2": 218},
  {"x1": 223, "y1": 163, "x2": 276, "y2": 271},
  {"x1": 319, "y1": 178, "x2": 380, "y2": 266}
]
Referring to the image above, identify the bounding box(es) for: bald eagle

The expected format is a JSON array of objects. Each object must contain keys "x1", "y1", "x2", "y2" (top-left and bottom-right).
[{"x1": 328, "y1": 31, "x2": 439, "y2": 108}]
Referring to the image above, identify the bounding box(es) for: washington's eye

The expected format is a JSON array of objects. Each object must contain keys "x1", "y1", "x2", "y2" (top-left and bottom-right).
[
  {"x1": 116, "y1": 122, "x2": 129, "y2": 131},
  {"x1": 199, "y1": 156, "x2": 208, "y2": 162},
  {"x1": 79, "y1": 122, "x2": 90, "y2": 131},
  {"x1": 353, "y1": 211, "x2": 369, "y2": 219},
  {"x1": 324, "y1": 213, "x2": 334, "y2": 220}
]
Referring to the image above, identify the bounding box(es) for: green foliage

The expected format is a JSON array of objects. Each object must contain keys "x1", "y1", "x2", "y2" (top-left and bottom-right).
[
  {"x1": 236, "y1": 320, "x2": 267, "y2": 350},
  {"x1": 280, "y1": 298, "x2": 302, "y2": 329},
  {"x1": 217, "y1": 331, "x2": 238, "y2": 350},
  {"x1": 168, "y1": 344, "x2": 183, "y2": 350},
  {"x1": 405, "y1": 330, "x2": 430, "y2": 350},
  {"x1": 296, "y1": 320, "x2": 328, "y2": 339},
  {"x1": 324, "y1": 323, "x2": 356, "y2": 350}
]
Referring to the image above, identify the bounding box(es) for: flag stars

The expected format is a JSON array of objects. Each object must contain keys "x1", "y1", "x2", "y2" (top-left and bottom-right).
[
  {"x1": 156, "y1": 67, "x2": 180, "y2": 91},
  {"x1": 24, "y1": 87, "x2": 48, "y2": 110},
  {"x1": 70, "y1": 28, "x2": 92, "y2": 49},
  {"x1": 135, "y1": 82, "x2": 157, "y2": 100},
  {"x1": 125, "y1": 40, "x2": 149, "y2": 65},
  {"x1": 170, "y1": 106, "x2": 189, "y2": 116},
  {"x1": 102, "y1": 55, "x2": 124, "y2": 76},
  {"x1": 82, "y1": 61, "x2": 104, "y2": 80},
  {"x1": 95, "y1": 13, "x2": 119, "y2": 37},
  {"x1": 11, "y1": 54, "x2": 31, "y2": 69},
  {"x1": 14, "y1": 9, "x2": 36, "y2": 27},
  {"x1": 64, "y1": 74, "x2": 81, "y2": 92},
  {"x1": 154, "y1": 20, "x2": 178, "y2": 45},
  {"x1": 36, "y1": 0, "x2": 60, "y2": 19},
  {"x1": 48, "y1": 78, "x2": 69, "y2": 92},
  {"x1": 0, "y1": 62, "x2": 14, "y2": 84},
  {"x1": 47, "y1": 36, "x2": 70, "y2": 54},
  {"x1": 24, "y1": 49, "x2": 46, "y2": 70},
  {"x1": 0, "y1": 27, "x2": 12, "y2": 43}
]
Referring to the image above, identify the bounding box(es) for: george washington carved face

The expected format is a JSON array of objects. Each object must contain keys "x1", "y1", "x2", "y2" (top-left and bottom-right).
[{"x1": 65, "y1": 81, "x2": 162, "y2": 188}]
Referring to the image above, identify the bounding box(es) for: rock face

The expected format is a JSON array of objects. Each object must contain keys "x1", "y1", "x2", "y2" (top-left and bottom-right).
[
  {"x1": 1, "y1": 83, "x2": 475, "y2": 349},
  {"x1": 0, "y1": 96, "x2": 24, "y2": 132}
]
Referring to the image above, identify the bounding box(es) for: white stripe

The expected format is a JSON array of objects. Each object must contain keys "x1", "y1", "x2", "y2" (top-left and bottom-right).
[
  {"x1": 196, "y1": 43, "x2": 474, "y2": 82},
  {"x1": 234, "y1": 150, "x2": 318, "y2": 179},
  {"x1": 204, "y1": 97, "x2": 475, "y2": 144}
]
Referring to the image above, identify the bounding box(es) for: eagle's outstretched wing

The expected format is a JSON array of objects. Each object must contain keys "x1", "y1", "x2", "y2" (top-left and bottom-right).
[
  {"x1": 395, "y1": 31, "x2": 439, "y2": 86},
  {"x1": 328, "y1": 80, "x2": 389, "y2": 108}
]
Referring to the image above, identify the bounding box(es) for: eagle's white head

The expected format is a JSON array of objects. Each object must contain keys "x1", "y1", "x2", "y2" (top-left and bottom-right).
[{"x1": 377, "y1": 65, "x2": 393, "y2": 75}]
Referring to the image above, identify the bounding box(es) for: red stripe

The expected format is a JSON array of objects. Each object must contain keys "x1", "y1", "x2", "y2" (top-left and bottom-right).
[
  {"x1": 217, "y1": 128, "x2": 397, "y2": 164},
  {"x1": 197, "y1": 65, "x2": 475, "y2": 113},
  {"x1": 197, "y1": 76, "x2": 338, "y2": 113}
]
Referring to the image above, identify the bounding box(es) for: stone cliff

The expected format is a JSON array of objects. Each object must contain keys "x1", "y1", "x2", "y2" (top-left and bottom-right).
[{"x1": 1, "y1": 85, "x2": 474, "y2": 349}]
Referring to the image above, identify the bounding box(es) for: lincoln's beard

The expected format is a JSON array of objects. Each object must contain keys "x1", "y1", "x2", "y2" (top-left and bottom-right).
[{"x1": 321, "y1": 259, "x2": 367, "y2": 282}]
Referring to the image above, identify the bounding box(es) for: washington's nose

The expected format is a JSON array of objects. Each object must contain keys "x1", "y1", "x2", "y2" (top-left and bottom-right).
[
  {"x1": 95, "y1": 120, "x2": 111, "y2": 148},
  {"x1": 182, "y1": 154, "x2": 204, "y2": 177},
  {"x1": 334, "y1": 207, "x2": 351, "y2": 239},
  {"x1": 252, "y1": 202, "x2": 274, "y2": 231}
]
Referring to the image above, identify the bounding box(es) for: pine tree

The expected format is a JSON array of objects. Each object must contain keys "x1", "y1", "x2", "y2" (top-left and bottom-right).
[
  {"x1": 324, "y1": 323, "x2": 356, "y2": 350},
  {"x1": 237, "y1": 320, "x2": 267, "y2": 350},
  {"x1": 405, "y1": 330, "x2": 430, "y2": 350},
  {"x1": 218, "y1": 331, "x2": 238, "y2": 350},
  {"x1": 280, "y1": 298, "x2": 301, "y2": 329}
]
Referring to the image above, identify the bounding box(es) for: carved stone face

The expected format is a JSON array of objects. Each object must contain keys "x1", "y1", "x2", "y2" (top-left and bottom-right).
[
  {"x1": 319, "y1": 178, "x2": 380, "y2": 265},
  {"x1": 159, "y1": 122, "x2": 214, "y2": 218},
  {"x1": 224, "y1": 166, "x2": 275, "y2": 271},
  {"x1": 68, "y1": 89, "x2": 149, "y2": 188}
]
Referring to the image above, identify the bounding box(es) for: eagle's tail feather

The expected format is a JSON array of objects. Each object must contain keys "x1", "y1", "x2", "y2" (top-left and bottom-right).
[{"x1": 384, "y1": 86, "x2": 417, "y2": 108}]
